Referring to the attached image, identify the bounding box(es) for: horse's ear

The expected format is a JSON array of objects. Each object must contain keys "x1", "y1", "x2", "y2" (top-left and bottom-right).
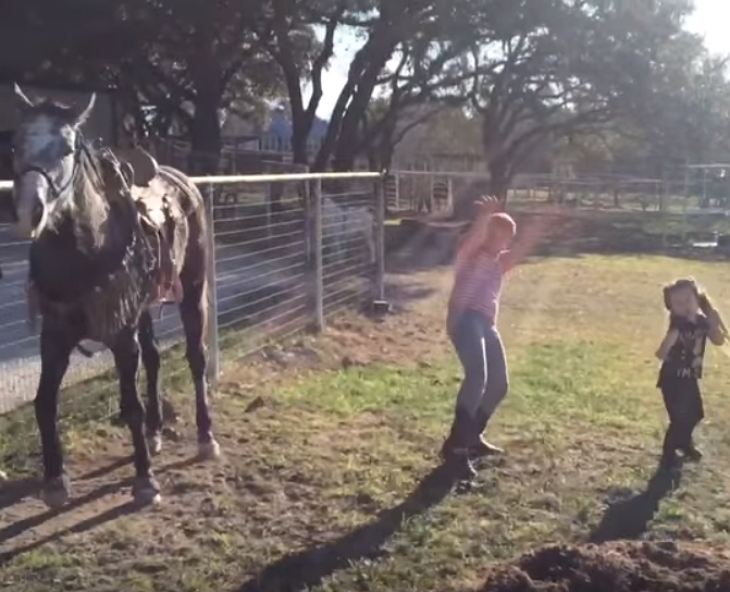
[
  {"x1": 13, "y1": 83, "x2": 34, "y2": 112},
  {"x1": 73, "y1": 94, "x2": 96, "y2": 127}
]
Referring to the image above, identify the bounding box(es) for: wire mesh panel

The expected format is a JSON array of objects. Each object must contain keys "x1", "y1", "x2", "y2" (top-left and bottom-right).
[
  {"x1": 0, "y1": 226, "x2": 41, "y2": 414},
  {"x1": 0, "y1": 171, "x2": 384, "y2": 418},
  {"x1": 210, "y1": 177, "x2": 311, "y2": 359},
  {"x1": 320, "y1": 178, "x2": 377, "y2": 319},
  {"x1": 393, "y1": 171, "x2": 453, "y2": 216},
  {"x1": 0, "y1": 222, "x2": 188, "y2": 415}
]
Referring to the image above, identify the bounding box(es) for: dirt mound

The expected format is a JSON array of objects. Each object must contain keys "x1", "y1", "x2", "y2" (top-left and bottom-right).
[{"x1": 480, "y1": 541, "x2": 730, "y2": 592}]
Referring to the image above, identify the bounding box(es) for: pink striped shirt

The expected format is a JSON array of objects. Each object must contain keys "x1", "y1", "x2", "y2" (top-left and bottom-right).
[{"x1": 447, "y1": 249, "x2": 507, "y2": 332}]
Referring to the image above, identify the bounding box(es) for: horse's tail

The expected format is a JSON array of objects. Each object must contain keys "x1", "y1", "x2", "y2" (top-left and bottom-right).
[{"x1": 157, "y1": 164, "x2": 211, "y2": 340}]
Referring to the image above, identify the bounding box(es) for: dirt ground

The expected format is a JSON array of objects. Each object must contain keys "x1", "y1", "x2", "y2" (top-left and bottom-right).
[
  {"x1": 481, "y1": 541, "x2": 730, "y2": 592},
  {"x1": 0, "y1": 261, "x2": 456, "y2": 591},
  {"x1": 4, "y1": 213, "x2": 730, "y2": 591}
]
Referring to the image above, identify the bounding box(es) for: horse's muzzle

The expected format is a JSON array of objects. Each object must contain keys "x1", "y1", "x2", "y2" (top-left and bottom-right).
[
  {"x1": 13, "y1": 192, "x2": 46, "y2": 238},
  {"x1": 31, "y1": 199, "x2": 43, "y2": 228}
]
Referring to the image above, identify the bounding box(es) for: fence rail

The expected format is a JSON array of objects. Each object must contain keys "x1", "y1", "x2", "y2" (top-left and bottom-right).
[
  {"x1": 0, "y1": 171, "x2": 382, "y2": 191},
  {"x1": 0, "y1": 171, "x2": 385, "y2": 416}
]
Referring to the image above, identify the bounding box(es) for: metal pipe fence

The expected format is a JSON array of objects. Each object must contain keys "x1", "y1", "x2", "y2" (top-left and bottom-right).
[
  {"x1": 0, "y1": 171, "x2": 384, "y2": 416},
  {"x1": 389, "y1": 168, "x2": 730, "y2": 216}
]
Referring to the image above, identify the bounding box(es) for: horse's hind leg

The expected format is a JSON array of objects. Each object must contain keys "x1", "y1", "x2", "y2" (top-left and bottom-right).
[
  {"x1": 112, "y1": 327, "x2": 161, "y2": 505},
  {"x1": 36, "y1": 322, "x2": 76, "y2": 508},
  {"x1": 179, "y1": 279, "x2": 220, "y2": 460},
  {"x1": 139, "y1": 310, "x2": 163, "y2": 455}
]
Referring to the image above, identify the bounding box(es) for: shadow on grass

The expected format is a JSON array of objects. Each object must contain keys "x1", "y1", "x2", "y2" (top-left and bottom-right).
[
  {"x1": 0, "y1": 456, "x2": 132, "y2": 513},
  {"x1": 0, "y1": 455, "x2": 200, "y2": 559},
  {"x1": 589, "y1": 464, "x2": 682, "y2": 543},
  {"x1": 235, "y1": 463, "x2": 458, "y2": 592},
  {"x1": 384, "y1": 281, "x2": 436, "y2": 308},
  {"x1": 0, "y1": 498, "x2": 140, "y2": 567}
]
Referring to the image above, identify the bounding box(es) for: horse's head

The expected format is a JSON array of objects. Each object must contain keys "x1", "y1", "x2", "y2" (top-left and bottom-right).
[{"x1": 11, "y1": 84, "x2": 96, "y2": 238}]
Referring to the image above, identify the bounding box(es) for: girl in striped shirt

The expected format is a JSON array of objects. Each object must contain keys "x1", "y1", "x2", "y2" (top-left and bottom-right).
[{"x1": 442, "y1": 196, "x2": 560, "y2": 479}]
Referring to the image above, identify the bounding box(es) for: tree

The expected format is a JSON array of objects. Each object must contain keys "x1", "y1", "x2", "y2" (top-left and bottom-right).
[
  {"x1": 640, "y1": 50, "x2": 730, "y2": 172},
  {"x1": 255, "y1": 0, "x2": 351, "y2": 166},
  {"x1": 260, "y1": 0, "x2": 486, "y2": 171},
  {"x1": 0, "y1": 0, "x2": 293, "y2": 173},
  {"x1": 320, "y1": 0, "x2": 489, "y2": 172},
  {"x1": 110, "y1": 0, "x2": 286, "y2": 173},
  {"x1": 553, "y1": 34, "x2": 730, "y2": 182},
  {"x1": 359, "y1": 102, "x2": 482, "y2": 170},
  {"x1": 464, "y1": 0, "x2": 697, "y2": 200},
  {"x1": 349, "y1": 7, "x2": 487, "y2": 171}
]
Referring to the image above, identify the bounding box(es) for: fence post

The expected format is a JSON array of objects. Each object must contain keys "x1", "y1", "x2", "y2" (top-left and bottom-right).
[
  {"x1": 373, "y1": 175, "x2": 386, "y2": 303},
  {"x1": 313, "y1": 177, "x2": 325, "y2": 332},
  {"x1": 394, "y1": 171, "x2": 400, "y2": 211},
  {"x1": 301, "y1": 166, "x2": 311, "y2": 261},
  {"x1": 447, "y1": 174, "x2": 453, "y2": 214},
  {"x1": 264, "y1": 176, "x2": 273, "y2": 244},
  {"x1": 204, "y1": 183, "x2": 220, "y2": 386}
]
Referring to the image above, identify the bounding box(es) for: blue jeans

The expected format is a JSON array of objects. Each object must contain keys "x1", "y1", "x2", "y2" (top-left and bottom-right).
[{"x1": 450, "y1": 310, "x2": 509, "y2": 420}]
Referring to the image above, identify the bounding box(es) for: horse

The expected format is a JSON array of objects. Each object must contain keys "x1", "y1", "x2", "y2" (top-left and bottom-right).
[{"x1": 9, "y1": 84, "x2": 220, "y2": 508}]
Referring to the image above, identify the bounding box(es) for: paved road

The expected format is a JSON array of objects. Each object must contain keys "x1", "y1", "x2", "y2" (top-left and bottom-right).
[{"x1": 0, "y1": 225, "x2": 308, "y2": 414}]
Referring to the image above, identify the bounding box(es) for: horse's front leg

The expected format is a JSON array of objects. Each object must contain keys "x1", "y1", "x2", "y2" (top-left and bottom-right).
[
  {"x1": 36, "y1": 321, "x2": 75, "y2": 508},
  {"x1": 112, "y1": 326, "x2": 161, "y2": 505}
]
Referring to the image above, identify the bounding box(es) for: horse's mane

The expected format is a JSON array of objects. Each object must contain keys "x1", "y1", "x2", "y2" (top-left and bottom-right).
[{"x1": 70, "y1": 136, "x2": 111, "y2": 254}]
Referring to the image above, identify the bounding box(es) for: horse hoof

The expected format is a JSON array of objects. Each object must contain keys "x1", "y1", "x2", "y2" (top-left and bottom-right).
[
  {"x1": 148, "y1": 433, "x2": 163, "y2": 456},
  {"x1": 41, "y1": 475, "x2": 71, "y2": 509},
  {"x1": 131, "y1": 476, "x2": 162, "y2": 506},
  {"x1": 197, "y1": 439, "x2": 221, "y2": 461}
]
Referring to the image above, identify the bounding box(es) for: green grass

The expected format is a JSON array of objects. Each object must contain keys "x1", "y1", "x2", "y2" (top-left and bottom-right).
[{"x1": 4, "y1": 253, "x2": 730, "y2": 591}]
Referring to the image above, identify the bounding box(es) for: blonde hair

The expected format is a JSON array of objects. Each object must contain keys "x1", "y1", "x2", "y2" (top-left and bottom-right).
[
  {"x1": 487, "y1": 212, "x2": 517, "y2": 235},
  {"x1": 457, "y1": 211, "x2": 516, "y2": 254},
  {"x1": 663, "y1": 277, "x2": 730, "y2": 338}
]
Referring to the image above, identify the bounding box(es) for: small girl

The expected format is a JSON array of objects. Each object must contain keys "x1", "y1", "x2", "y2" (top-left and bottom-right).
[
  {"x1": 655, "y1": 278, "x2": 728, "y2": 468},
  {"x1": 442, "y1": 196, "x2": 561, "y2": 479}
]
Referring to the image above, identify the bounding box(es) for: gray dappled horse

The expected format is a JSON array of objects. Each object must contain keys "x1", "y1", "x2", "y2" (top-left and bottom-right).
[{"x1": 9, "y1": 84, "x2": 220, "y2": 507}]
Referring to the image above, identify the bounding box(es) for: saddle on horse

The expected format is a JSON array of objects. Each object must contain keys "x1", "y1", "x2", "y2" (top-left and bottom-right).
[
  {"x1": 107, "y1": 148, "x2": 183, "y2": 304},
  {"x1": 25, "y1": 147, "x2": 183, "y2": 339}
]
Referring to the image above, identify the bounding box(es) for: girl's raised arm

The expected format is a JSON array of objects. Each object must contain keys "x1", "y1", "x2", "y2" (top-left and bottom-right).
[
  {"x1": 501, "y1": 208, "x2": 564, "y2": 272},
  {"x1": 656, "y1": 329, "x2": 679, "y2": 361},
  {"x1": 698, "y1": 294, "x2": 729, "y2": 346},
  {"x1": 706, "y1": 309, "x2": 727, "y2": 346},
  {"x1": 455, "y1": 196, "x2": 500, "y2": 268}
]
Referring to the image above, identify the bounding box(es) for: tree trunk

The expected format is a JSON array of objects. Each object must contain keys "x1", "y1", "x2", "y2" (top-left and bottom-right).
[
  {"x1": 313, "y1": 32, "x2": 396, "y2": 172},
  {"x1": 188, "y1": 91, "x2": 221, "y2": 175},
  {"x1": 290, "y1": 121, "x2": 309, "y2": 167},
  {"x1": 331, "y1": 83, "x2": 382, "y2": 172},
  {"x1": 488, "y1": 158, "x2": 512, "y2": 204}
]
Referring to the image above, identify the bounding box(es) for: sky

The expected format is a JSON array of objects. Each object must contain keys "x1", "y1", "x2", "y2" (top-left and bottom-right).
[
  {"x1": 687, "y1": 0, "x2": 730, "y2": 57},
  {"x1": 313, "y1": 0, "x2": 730, "y2": 118}
]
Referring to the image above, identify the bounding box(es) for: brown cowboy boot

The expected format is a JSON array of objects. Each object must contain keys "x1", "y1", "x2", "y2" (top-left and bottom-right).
[
  {"x1": 440, "y1": 409, "x2": 477, "y2": 480},
  {"x1": 469, "y1": 412, "x2": 504, "y2": 457}
]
